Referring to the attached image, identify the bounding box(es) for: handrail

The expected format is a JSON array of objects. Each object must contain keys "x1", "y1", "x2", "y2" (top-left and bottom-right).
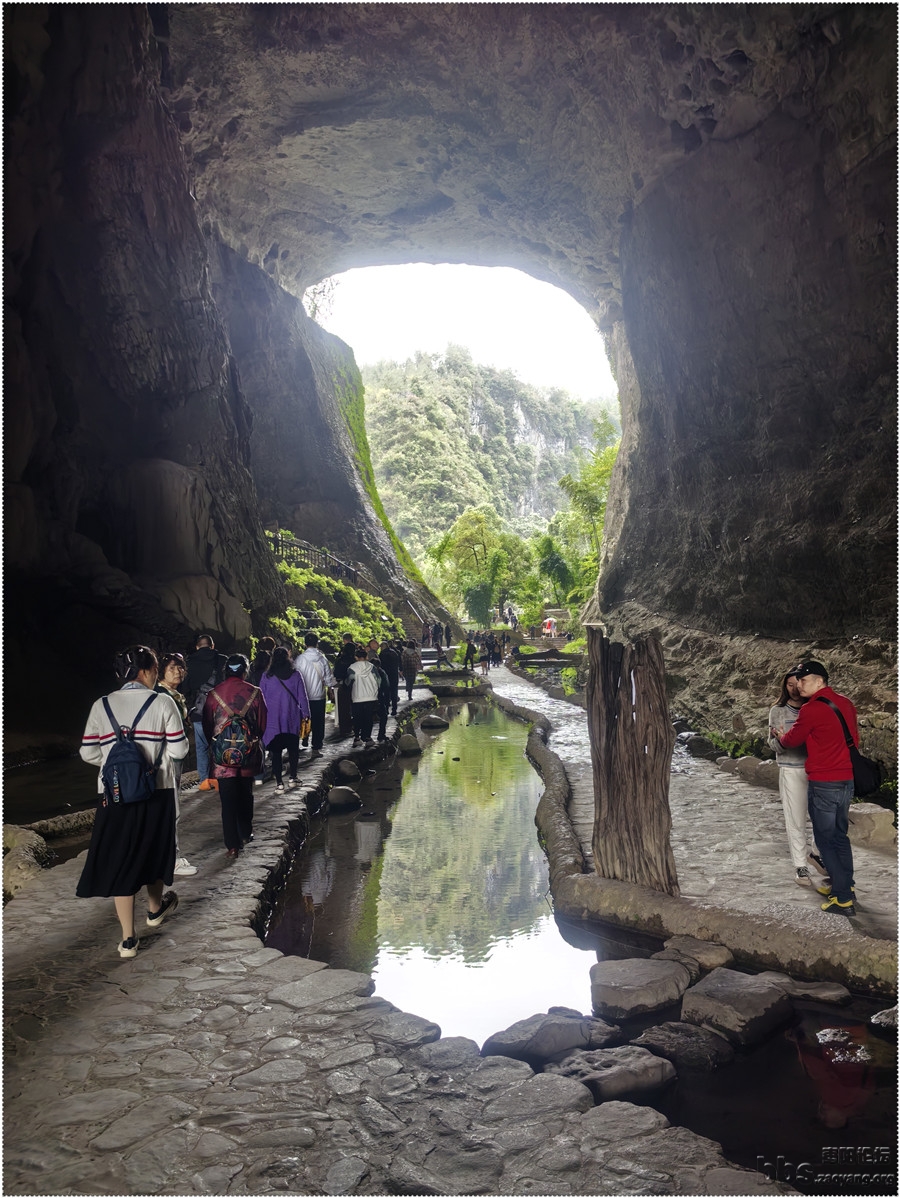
[{"x1": 269, "y1": 531, "x2": 360, "y2": 587}]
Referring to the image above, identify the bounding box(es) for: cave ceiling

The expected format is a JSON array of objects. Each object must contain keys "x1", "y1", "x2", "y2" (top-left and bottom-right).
[{"x1": 164, "y1": 2, "x2": 843, "y2": 324}]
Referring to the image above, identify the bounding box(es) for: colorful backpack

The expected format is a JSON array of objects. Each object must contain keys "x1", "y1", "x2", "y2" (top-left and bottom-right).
[{"x1": 209, "y1": 688, "x2": 260, "y2": 768}]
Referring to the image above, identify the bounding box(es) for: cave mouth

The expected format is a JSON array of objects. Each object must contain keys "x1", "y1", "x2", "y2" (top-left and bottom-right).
[{"x1": 307, "y1": 262, "x2": 619, "y2": 408}]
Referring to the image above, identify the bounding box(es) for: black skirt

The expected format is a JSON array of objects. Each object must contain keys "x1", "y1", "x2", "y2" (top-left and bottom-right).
[{"x1": 76, "y1": 788, "x2": 176, "y2": 898}]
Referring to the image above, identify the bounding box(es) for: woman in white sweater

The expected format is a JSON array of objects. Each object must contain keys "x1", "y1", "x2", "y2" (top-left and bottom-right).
[
  {"x1": 767, "y1": 668, "x2": 822, "y2": 888},
  {"x1": 77, "y1": 646, "x2": 189, "y2": 957}
]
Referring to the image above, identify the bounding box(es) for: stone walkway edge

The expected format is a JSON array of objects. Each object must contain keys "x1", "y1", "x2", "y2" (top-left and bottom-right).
[{"x1": 489, "y1": 688, "x2": 897, "y2": 997}]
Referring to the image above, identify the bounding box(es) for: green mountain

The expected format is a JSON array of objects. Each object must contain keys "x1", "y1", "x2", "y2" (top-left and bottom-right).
[{"x1": 362, "y1": 345, "x2": 615, "y2": 563}]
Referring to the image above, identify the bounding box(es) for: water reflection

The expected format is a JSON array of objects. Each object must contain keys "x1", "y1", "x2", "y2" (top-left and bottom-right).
[{"x1": 265, "y1": 701, "x2": 599, "y2": 1043}]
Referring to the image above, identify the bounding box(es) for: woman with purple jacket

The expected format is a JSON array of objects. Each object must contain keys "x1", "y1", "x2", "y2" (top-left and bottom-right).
[{"x1": 259, "y1": 646, "x2": 310, "y2": 793}]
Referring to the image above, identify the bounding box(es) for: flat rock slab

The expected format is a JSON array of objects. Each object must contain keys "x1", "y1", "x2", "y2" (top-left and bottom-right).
[
  {"x1": 481, "y1": 1072, "x2": 594, "y2": 1121},
  {"x1": 545, "y1": 1044, "x2": 676, "y2": 1101},
  {"x1": 681, "y1": 967, "x2": 794, "y2": 1046},
  {"x1": 268, "y1": 969, "x2": 375, "y2": 1009},
  {"x1": 754, "y1": 971, "x2": 851, "y2": 1005},
  {"x1": 630, "y1": 1021, "x2": 735, "y2": 1071},
  {"x1": 481, "y1": 1010, "x2": 623, "y2": 1065},
  {"x1": 663, "y1": 935, "x2": 735, "y2": 972},
  {"x1": 590, "y1": 957, "x2": 691, "y2": 1019}
]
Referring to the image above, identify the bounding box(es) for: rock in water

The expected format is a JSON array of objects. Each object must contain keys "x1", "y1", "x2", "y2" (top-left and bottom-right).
[
  {"x1": 326, "y1": 786, "x2": 361, "y2": 812},
  {"x1": 545, "y1": 1044, "x2": 676, "y2": 1101},
  {"x1": 420, "y1": 714, "x2": 450, "y2": 729},
  {"x1": 681, "y1": 967, "x2": 793, "y2": 1046},
  {"x1": 397, "y1": 733, "x2": 421, "y2": 755},
  {"x1": 590, "y1": 958, "x2": 692, "y2": 1020},
  {"x1": 630, "y1": 1022, "x2": 735, "y2": 1071}
]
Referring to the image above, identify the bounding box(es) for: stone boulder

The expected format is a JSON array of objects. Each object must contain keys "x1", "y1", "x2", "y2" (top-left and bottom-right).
[
  {"x1": 397, "y1": 734, "x2": 422, "y2": 755},
  {"x1": 545, "y1": 1044, "x2": 676, "y2": 1101},
  {"x1": 754, "y1": 971, "x2": 851, "y2": 1005},
  {"x1": 630, "y1": 1021, "x2": 735, "y2": 1071},
  {"x1": 420, "y1": 714, "x2": 450, "y2": 730},
  {"x1": 756, "y1": 760, "x2": 781, "y2": 790},
  {"x1": 848, "y1": 802, "x2": 897, "y2": 847},
  {"x1": 326, "y1": 786, "x2": 362, "y2": 812},
  {"x1": 481, "y1": 1010, "x2": 623, "y2": 1067},
  {"x1": 735, "y1": 755, "x2": 763, "y2": 783},
  {"x1": 681, "y1": 968, "x2": 793, "y2": 1046},
  {"x1": 663, "y1": 936, "x2": 734, "y2": 972},
  {"x1": 716, "y1": 756, "x2": 738, "y2": 773},
  {"x1": 336, "y1": 759, "x2": 362, "y2": 779},
  {"x1": 684, "y1": 735, "x2": 720, "y2": 761},
  {"x1": 590, "y1": 958, "x2": 692, "y2": 1020},
  {"x1": 3, "y1": 826, "x2": 51, "y2": 899}
]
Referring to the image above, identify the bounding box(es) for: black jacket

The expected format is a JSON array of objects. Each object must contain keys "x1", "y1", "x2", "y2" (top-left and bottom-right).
[{"x1": 182, "y1": 646, "x2": 226, "y2": 714}]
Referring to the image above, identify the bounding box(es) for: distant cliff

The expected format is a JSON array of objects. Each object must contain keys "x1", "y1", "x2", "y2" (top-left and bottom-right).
[{"x1": 363, "y1": 346, "x2": 615, "y2": 561}]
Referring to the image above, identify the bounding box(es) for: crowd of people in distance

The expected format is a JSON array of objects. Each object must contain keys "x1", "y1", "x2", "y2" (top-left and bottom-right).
[
  {"x1": 75, "y1": 615, "x2": 868, "y2": 964},
  {"x1": 76, "y1": 627, "x2": 429, "y2": 959}
]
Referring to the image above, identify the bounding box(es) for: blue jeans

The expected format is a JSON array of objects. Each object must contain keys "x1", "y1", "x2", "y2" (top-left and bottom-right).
[
  {"x1": 193, "y1": 720, "x2": 210, "y2": 782},
  {"x1": 807, "y1": 780, "x2": 854, "y2": 902}
]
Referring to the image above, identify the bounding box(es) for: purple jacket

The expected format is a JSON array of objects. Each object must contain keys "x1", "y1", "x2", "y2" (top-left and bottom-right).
[{"x1": 259, "y1": 672, "x2": 310, "y2": 744}]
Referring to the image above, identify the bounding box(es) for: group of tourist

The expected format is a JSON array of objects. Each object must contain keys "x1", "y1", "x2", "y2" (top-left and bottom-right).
[
  {"x1": 76, "y1": 627, "x2": 426, "y2": 959},
  {"x1": 462, "y1": 630, "x2": 510, "y2": 674},
  {"x1": 420, "y1": 620, "x2": 452, "y2": 648}
]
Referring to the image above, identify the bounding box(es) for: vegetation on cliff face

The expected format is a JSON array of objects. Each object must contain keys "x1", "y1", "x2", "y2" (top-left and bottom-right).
[
  {"x1": 268, "y1": 559, "x2": 406, "y2": 648},
  {"x1": 335, "y1": 366, "x2": 423, "y2": 583},
  {"x1": 363, "y1": 345, "x2": 612, "y2": 562},
  {"x1": 361, "y1": 346, "x2": 621, "y2": 628}
]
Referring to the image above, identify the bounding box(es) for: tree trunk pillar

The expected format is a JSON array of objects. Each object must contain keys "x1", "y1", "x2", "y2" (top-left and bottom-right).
[{"x1": 585, "y1": 628, "x2": 680, "y2": 896}]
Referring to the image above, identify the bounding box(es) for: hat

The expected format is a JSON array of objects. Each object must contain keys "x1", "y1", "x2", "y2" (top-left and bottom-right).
[{"x1": 793, "y1": 660, "x2": 829, "y2": 683}]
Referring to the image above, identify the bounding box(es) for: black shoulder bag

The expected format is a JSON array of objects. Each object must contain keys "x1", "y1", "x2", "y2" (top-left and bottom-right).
[{"x1": 815, "y1": 697, "x2": 883, "y2": 797}]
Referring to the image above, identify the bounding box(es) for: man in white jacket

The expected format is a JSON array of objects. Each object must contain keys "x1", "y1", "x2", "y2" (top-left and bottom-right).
[{"x1": 294, "y1": 633, "x2": 337, "y2": 756}]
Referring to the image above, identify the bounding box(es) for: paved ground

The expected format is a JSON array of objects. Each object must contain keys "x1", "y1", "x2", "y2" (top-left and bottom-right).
[
  {"x1": 488, "y1": 667, "x2": 898, "y2": 944},
  {"x1": 3, "y1": 669, "x2": 893, "y2": 1195}
]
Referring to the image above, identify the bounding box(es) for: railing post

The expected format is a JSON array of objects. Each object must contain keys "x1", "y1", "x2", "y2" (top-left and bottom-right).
[{"x1": 585, "y1": 628, "x2": 680, "y2": 896}]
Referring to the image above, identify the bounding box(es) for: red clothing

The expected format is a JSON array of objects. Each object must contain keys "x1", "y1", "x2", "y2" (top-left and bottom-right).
[
  {"x1": 779, "y1": 687, "x2": 857, "y2": 782},
  {"x1": 202, "y1": 676, "x2": 267, "y2": 779}
]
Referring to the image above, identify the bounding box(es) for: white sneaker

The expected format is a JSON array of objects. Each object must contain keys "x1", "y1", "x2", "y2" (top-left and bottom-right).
[
  {"x1": 118, "y1": 937, "x2": 139, "y2": 959},
  {"x1": 173, "y1": 857, "x2": 198, "y2": 877},
  {"x1": 274, "y1": 783, "x2": 285, "y2": 794},
  {"x1": 795, "y1": 866, "x2": 814, "y2": 887},
  {"x1": 287, "y1": 777, "x2": 298, "y2": 789}
]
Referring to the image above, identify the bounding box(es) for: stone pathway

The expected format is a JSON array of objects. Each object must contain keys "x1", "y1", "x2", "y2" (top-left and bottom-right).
[
  {"x1": 0, "y1": 679, "x2": 822, "y2": 1196},
  {"x1": 488, "y1": 666, "x2": 897, "y2": 944}
]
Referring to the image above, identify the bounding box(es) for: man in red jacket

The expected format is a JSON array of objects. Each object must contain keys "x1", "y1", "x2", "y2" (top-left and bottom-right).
[{"x1": 776, "y1": 661, "x2": 857, "y2": 916}]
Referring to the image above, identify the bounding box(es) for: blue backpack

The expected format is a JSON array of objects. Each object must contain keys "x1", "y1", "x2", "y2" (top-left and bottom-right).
[{"x1": 101, "y1": 693, "x2": 165, "y2": 804}]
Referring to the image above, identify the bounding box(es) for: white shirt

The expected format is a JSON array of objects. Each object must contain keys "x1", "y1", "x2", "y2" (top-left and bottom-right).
[{"x1": 294, "y1": 647, "x2": 336, "y2": 701}]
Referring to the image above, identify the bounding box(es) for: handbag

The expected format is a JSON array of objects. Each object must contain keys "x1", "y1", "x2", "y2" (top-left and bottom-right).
[
  {"x1": 277, "y1": 676, "x2": 312, "y2": 742},
  {"x1": 815, "y1": 697, "x2": 883, "y2": 797}
]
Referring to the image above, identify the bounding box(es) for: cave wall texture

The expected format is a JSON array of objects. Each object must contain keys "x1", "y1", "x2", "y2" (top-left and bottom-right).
[{"x1": 4, "y1": 4, "x2": 896, "y2": 747}]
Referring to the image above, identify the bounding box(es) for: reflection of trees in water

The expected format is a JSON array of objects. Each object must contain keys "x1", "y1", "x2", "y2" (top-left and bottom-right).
[{"x1": 378, "y1": 704, "x2": 547, "y2": 962}]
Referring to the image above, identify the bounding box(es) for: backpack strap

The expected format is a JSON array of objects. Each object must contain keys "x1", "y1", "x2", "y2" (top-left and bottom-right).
[
  {"x1": 211, "y1": 687, "x2": 258, "y2": 721},
  {"x1": 102, "y1": 692, "x2": 164, "y2": 765},
  {"x1": 815, "y1": 696, "x2": 856, "y2": 749}
]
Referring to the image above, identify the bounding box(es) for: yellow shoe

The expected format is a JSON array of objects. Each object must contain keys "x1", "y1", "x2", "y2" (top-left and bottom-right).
[{"x1": 198, "y1": 778, "x2": 218, "y2": 791}]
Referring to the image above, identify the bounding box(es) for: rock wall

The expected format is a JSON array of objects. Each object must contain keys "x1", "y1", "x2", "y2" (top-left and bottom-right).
[
  {"x1": 5, "y1": 5, "x2": 896, "y2": 741},
  {"x1": 3, "y1": 7, "x2": 441, "y2": 738}
]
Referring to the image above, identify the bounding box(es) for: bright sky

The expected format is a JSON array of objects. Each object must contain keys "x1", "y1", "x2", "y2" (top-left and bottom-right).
[{"x1": 317, "y1": 263, "x2": 618, "y2": 404}]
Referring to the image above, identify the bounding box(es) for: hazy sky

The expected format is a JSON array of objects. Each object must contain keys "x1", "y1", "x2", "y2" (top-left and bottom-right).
[{"x1": 318, "y1": 263, "x2": 618, "y2": 404}]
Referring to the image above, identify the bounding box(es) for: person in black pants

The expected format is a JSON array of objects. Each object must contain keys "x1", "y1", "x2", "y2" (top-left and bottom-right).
[
  {"x1": 379, "y1": 640, "x2": 401, "y2": 717},
  {"x1": 202, "y1": 654, "x2": 267, "y2": 858}
]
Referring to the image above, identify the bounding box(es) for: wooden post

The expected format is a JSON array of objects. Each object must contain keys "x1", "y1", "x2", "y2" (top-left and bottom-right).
[{"x1": 585, "y1": 628, "x2": 680, "y2": 896}]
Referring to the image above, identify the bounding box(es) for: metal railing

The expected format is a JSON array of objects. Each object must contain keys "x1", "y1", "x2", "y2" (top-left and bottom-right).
[{"x1": 269, "y1": 531, "x2": 360, "y2": 586}]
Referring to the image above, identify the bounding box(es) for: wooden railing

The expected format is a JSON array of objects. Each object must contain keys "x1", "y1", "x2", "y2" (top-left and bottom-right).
[{"x1": 269, "y1": 531, "x2": 360, "y2": 587}]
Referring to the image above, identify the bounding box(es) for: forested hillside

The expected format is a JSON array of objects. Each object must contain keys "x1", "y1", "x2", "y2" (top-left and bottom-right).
[{"x1": 362, "y1": 346, "x2": 614, "y2": 563}]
